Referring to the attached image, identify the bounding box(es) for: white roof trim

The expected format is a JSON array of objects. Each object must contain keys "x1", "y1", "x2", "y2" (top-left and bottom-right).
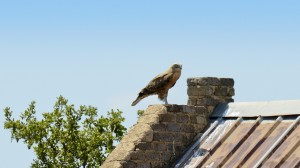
[{"x1": 211, "y1": 100, "x2": 300, "y2": 117}]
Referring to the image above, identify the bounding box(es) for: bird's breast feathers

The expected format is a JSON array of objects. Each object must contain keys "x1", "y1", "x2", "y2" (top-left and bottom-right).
[
  {"x1": 166, "y1": 70, "x2": 181, "y2": 89},
  {"x1": 173, "y1": 70, "x2": 181, "y2": 81}
]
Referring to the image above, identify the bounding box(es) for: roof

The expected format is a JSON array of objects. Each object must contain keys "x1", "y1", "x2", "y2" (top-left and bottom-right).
[
  {"x1": 212, "y1": 100, "x2": 300, "y2": 117},
  {"x1": 174, "y1": 100, "x2": 300, "y2": 168}
]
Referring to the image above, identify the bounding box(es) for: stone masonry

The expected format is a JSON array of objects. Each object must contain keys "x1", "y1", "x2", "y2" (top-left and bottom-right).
[
  {"x1": 101, "y1": 104, "x2": 209, "y2": 168},
  {"x1": 101, "y1": 77, "x2": 235, "y2": 168},
  {"x1": 187, "y1": 77, "x2": 235, "y2": 114}
]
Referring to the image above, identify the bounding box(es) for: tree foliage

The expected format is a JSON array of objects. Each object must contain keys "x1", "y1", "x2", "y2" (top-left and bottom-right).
[
  {"x1": 3, "y1": 96, "x2": 126, "y2": 168},
  {"x1": 137, "y1": 110, "x2": 144, "y2": 118}
]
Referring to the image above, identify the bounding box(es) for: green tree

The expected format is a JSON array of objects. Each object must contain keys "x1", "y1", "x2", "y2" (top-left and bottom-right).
[
  {"x1": 137, "y1": 110, "x2": 144, "y2": 118},
  {"x1": 3, "y1": 96, "x2": 126, "y2": 168}
]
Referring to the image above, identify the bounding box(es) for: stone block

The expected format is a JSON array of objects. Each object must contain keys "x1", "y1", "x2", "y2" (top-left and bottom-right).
[
  {"x1": 130, "y1": 150, "x2": 145, "y2": 161},
  {"x1": 150, "y1": 161, "x2": 165, "y2": 168},
  {"x1": 186, "y1": 78, "x2": 197, "y2": 86},
  {"x1": 122, "y1": 123, "x2": 153, "y2": 143},
  {"x1": 187, "y1": 98, "x2": 197, "y2": 106},
  {"x1": 153, "y1": 132, "x2": 174, "y2": 142},
  {"x1": 167, "y1": 143, "x2": 186, "y2": 154},
  {"x1": 152, "y1": 142, "x2": 167, "y2": 151},
  {"x1": 187, "y1": 85, "x2": 214, "y2": 96},
  {"x1": 197, "y1": 97, "x2": 218, "y2": 106},
  {"x1": 114, "y1": 142, "x2": 136, "y2": 152},
  {"x1": 197, "y1": 115, "x2": 209, "y2": 126},
  {"x1": 159, "y1": 113, "x2": 176, "y2": 122},
  {"x1": 144, "y1": 105, "x2": 167, "y2": 115},
  {"x1": 187, "y1": 77, "x2": 221, "y2": 86},
  {"x1": 198, "y1": 86, "x2": 214, "y2": 96},
  {"x1": 101, "y1": 161, "x2": 122, "y2": 168},
  {"x1": 176, "y1": 114, "x2": 189, "y2": 123},
  {"x1": 180, "y1": 124, "x2": 195, "y2": 133},
  {"x1": 103, "y1": 142, "x2": 136, "y2": 164},
  {"x1": 150, "y1": 123, "x2": 166, "y2": 132},
  {"x1": 165, "y1": 104, "x2": 184, "y2": 112},
  {"x1": 167, "y1": 142, "x2": 178, "y2": 152},
  {"x1": 195, "y1": 106, "x2": 208, "y2": 114},
  {"x1": 137, "y1": 142, "x2": 152, "y2": 151},
  {"x1": 173, "y1": 133, "x2": 183, "y2": 142},
  {"x1": 228, "y1": 87, "x2": 235, "y2": 96},
  {"x1": 183, "y1": 133, "x2": 197, "y2": 143},
  {"x1": 138, "y1": 114, "x2": 159, "y2": 124},
  {"x1": 137, "y1": 162, "x2": 151, "y2": 168},
  {"x1": 167, "y1": 123, "x2": 181, "y2": 132},
  {"x1": 220, "y1": 78, "x2": 234, "y2": 86},
  {"x1": 182, "y1": 105, "x2": 197, "y2": 113},
  {"x1": 161, "y1": 152, "x2": 173, "y2": 162},
  {"x1": 105, "y1": 145, "x2": 132, "y2": 162},
  {"x1": 189, "y1": 114, "x2": 197, "y2": 124},
  {"x1": 160, "y1": 151, "x2": 172, "y2": 163},
  {"x1": 214, "y1": 86, "x2": 229, "y2": 96},
  {"x1": 187, "y1": 86, "x2": 199, "y2": 96},
  {"x1": 141, "y1": 132, "x2": 153, "y2": 143},
  {"x1": 194, "y1": 123, "x2": 207, "y2": 132},
  {"x1": 120, "y1": 161, "x2": 136, "y2": 168},
  {"x1": 145, "y1": 151, "x2": 160, "y2": 161}
]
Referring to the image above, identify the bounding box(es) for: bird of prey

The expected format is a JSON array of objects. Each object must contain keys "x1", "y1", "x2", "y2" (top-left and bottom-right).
[{"x1": 131, "y1": 64, "x2": 182, "y2": 106}]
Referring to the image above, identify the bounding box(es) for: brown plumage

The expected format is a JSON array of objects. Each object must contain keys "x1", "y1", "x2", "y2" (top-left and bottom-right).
[{"x1": 131, "y1": 64, "x2": 182, "y2": 106}]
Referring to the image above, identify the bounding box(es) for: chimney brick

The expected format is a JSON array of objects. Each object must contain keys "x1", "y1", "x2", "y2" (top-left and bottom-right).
[{"x1": 187, "y1": 77, "x2": 235, "y2": 115}]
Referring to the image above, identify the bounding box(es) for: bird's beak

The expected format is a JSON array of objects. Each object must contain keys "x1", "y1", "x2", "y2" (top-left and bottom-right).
[{"x1": 180, "y1": 64, "x2": 183, "y2": 69}]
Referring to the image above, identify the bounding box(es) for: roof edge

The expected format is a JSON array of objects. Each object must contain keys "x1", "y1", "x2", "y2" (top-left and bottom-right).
[{"x1": 211, "y1": 100, "x2": 300, "y2": 117}]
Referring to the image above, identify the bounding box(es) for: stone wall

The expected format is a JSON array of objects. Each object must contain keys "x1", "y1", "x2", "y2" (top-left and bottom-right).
[
  {"x1": 187, "y1": 77, "x2": 235, "y2": 114},
  {"x1": 101, "y1": 104, "x2": 208, "y2": 168}
]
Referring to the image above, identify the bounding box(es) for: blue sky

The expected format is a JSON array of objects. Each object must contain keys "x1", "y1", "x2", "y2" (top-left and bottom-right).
[{"x1": 1, "y1": 1, "x2": 300, "y2": 167}]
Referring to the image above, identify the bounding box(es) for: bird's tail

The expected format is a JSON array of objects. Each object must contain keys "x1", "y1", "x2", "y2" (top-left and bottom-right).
[
  {"x1": 131, "y1": 92, "x2": 149, "y2": 106},
  {"x1": 131, "y1": 96, "x2": 143, "y2": 106},
  {"x1": 132, "y1": 88, "x2": 154, "y2": 106}
]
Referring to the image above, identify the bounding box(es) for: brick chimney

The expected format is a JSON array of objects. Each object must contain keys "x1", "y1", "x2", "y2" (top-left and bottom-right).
[
  {"x1": 101, "y1": 77, "x2": 234, "y2": 168},
  {"x1": 187, "y1": 77, "x2": 235, "y2": 114}
]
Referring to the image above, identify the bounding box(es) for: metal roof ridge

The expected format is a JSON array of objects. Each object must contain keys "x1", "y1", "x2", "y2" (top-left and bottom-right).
[{"x1": 211, "y1": 100, "x2": 300, "y2": 117}]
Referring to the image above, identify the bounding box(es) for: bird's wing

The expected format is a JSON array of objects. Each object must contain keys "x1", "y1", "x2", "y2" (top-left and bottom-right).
[
  {"x1": 145, "y1": 72, "x2": 173, "y2": 92},
  {"x1": 131, "y1": 72, "x2": 173, "y2": 106}
]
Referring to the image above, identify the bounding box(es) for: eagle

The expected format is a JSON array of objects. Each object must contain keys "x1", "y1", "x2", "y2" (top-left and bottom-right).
[{"x1": 131, "y1": 64, "x2": 182, "y2": 106}]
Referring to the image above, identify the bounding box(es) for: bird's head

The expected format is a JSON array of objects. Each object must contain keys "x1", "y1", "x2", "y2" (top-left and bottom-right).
[{"x1": 171, "y1": 63, "x2": 182, "y2": 71}]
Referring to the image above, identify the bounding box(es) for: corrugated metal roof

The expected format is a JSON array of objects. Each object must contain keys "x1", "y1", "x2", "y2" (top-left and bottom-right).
[{"x1": 174, "y1": 101, "x2": 300, "y2": 168}]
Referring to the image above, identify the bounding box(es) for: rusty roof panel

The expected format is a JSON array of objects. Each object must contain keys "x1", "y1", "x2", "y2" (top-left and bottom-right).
[
  {"x1": 261, "y1": 124, "x2": 300, "y2": 168},
  {"x1": 280, "y1": 145, "x2": 300, "y2": 168},
  {"x1": 201, "y1": 121, "x2": 257, "y2": 167},
  {"x1": 242, "y1": 121, "x2": 291, "y2": 168},
  {"x1": 223, "y1": 120, "x2": 277, "y2": 167},
  {"x1": 174, "y1": 117, "x2": 300, "y2": 168},
  {"x1": 200, "y1": 119, "x2": 237, "y2": 150},
  {"x1": 180, "y1": 119, "x2": 237, "y2": 168}
]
